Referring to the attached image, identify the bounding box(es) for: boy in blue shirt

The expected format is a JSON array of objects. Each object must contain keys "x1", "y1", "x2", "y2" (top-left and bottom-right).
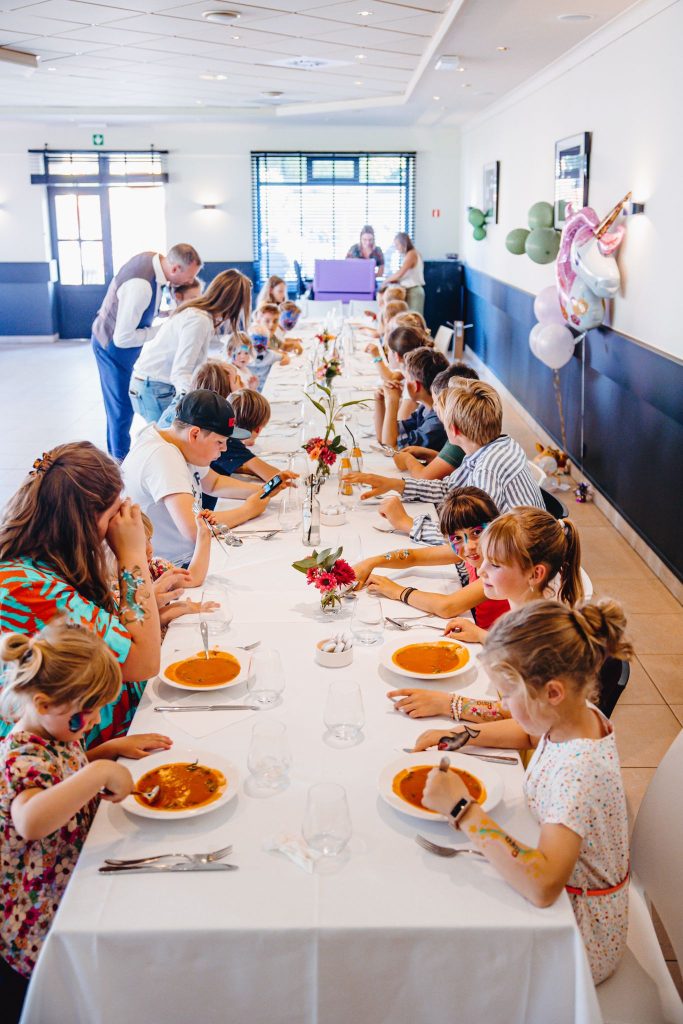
[{"x1": 378, "y1": 346, "x2": 449, "y2": 452}]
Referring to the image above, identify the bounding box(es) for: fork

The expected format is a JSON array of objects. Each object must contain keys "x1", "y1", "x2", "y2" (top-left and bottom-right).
[
  {"x1": 385, "y1": 617, "x2": 444, "y2": 632},
  {"x1": 104, "y1": 843, "x2": 233, "y2": 868},
  {"x1": 387, "y1": 613, "x2": 436, "y2": 625},
  {"x1": 415, "y1": 835, "x2": 485, "y2": 859}
]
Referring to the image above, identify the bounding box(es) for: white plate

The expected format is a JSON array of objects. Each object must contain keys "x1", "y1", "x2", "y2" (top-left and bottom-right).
[
  {"x1": 381, "y1": 639, "x2": 473, "y2": 680},
  {"x1": 378, "y1": 751, "x2": 503, "y2": 821},
  {"x1": 159, "y1": 645, "x2": 251, "y2": 692},
  {"x1": 122, "y1": 748, "x2": 239, "y2": 821}
]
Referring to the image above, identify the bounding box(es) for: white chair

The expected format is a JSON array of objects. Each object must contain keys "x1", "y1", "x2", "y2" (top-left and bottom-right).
[
  {"x1": 581, "y1": 567, "x2": 593, "y2": 600},
  {"x1": 597, "y1": 730, "x2": 683, "y2": 1023},
  {"x1": 348, "y1": 299, "x2": 378, "y2": 318},
  {"x1": 305, "y1": 300, "x2": 342, "y2": 319},
  {"x1": 433, "y1": 324, "x2": 453, "y2": 355},
  {"x1": 527, "y1": 459, "x2": 547, "y2": 487}
]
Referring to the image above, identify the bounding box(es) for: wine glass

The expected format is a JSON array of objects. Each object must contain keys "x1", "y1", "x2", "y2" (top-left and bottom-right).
[
  {"x1": 247, "y1": 647, "x2": 286, "y2": 707},
  {"x1": 247, "y1": 719, "x2": 291, "y2": 789},
  {"x1": 278, "y1": 485, "x2": 301, "y2": 532},
  {"x1": 351, "y1": 590, "x2": 384, "y2": 645},
  {"x1": 324, "y1": 678, "x2": 364, "y2": 743},
  {"x1": 302, "y1": 783, "x2": 352, "y2": 856}
]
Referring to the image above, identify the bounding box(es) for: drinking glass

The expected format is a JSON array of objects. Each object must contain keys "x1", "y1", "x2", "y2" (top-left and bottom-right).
[
  {"x1": 278, "y1": 484, "x2": 301, "y2": 532},
  {"x1": 247, "y1": 719, "x2": 291, "y2": 789},
  {"x1": 324, "y1": 678, "x2": 364, "y2": 742},
  {"x1": 200, "y1": 586, "x2": 233, "y2": 636},
  {"x1": 302, "y1": 783, "x2": 352, "y2": 856},
  {"x1": 247, "y1": 647, "x2": 286, "y2": 707},
  {"x1": 350, "y1": 590, "x2": 384, "y2": 645}
]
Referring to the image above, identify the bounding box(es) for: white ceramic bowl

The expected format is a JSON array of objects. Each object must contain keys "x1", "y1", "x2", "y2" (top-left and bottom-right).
[{"x1": 315, "y1": 638, "x2": 354, "y2": 668}]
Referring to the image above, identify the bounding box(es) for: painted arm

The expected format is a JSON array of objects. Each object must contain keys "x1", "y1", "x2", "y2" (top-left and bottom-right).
[{"x1": 352, "y1": 544, "x2": 461, "y2": 588}]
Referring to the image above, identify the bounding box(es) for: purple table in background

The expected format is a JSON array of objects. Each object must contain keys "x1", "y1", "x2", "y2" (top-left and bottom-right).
[{"x1": 314, "y1": 258, "x2": 376, "y2": 301}]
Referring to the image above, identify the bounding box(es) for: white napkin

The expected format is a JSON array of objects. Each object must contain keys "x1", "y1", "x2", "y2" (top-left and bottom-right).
[
  {"x1": 263, "y1": 832, "x2": 323, "y2": 873},
  {"x1": 149, "y1": 677, "x2": 257, "y2": 739}
]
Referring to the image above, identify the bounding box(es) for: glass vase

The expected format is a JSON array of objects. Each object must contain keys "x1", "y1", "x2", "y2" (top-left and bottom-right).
[{"x1": 320, "y1": 588, "x2": 342, "y2": 614}]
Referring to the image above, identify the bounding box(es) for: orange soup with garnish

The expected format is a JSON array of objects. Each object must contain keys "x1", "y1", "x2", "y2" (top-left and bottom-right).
[
  {"x1": 165, "y1": 651, "x2": 241, "y2": 687},
  {"x1": 392, "y1": 765, "x2": 486, "y2": 813},
  {"x1": 134, "y1": 762, "x2": 226, "y2": 811},
  {"x1": 391, "y1": 641, "x2": 469, "y2": 675}
]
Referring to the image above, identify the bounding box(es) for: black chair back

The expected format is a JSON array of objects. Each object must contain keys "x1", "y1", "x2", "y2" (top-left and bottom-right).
[
  {"x1": 293, "y1": 260, "x2": 307, "y2": 298},
  {"x1": 597, "y1": 657, "x2": 630, "y2": 718},
  {"x1": 540, "y1": 487, "x2": 569, "y2": 520}
]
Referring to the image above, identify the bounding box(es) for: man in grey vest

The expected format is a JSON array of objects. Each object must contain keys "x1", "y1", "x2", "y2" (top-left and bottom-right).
[{"x1": 91, "y1": 243, "x2": 202, "y2": 461}]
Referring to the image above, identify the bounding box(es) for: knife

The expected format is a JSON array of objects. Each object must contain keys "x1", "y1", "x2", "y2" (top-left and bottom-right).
[
  {"x1": 99, "y1": 862, "x2": 238, "y2": 875},
  {"x1": 458, "y1": 751, "x2": 519, "y2": 765},
  {"x1": 154, "y1": 704, "x2": 259, "y2": 712}
]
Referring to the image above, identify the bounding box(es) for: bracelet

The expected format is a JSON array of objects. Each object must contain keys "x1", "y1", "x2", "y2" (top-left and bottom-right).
[
  {"x1": 450, "y1": 693, "x2": 464, "y2": 721},
  {"x1": 401, "y1": 587, "x2": 416, "y2": 605}
]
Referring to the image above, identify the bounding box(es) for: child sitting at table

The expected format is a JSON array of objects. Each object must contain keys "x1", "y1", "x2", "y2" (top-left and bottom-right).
[
  {"x1": 415, "y1": 597, "x2": 633, "y2": 985},
  {"x1": 256, "y1": 275, "x2": 287, "y2": 307},
  {"x1": 376, "y1": 346, "x2": 449, "y2": 451},
  {"x1": 249, "y1": 306, "x2": 290, "y2": 390},
  {"x1": 374, "y1": 504, "x2": 583, "y2": 719},
  {"x1": 370, "y1": 323, "x2": 434, "y2": 423},
  {"x1": 361, "y1": 298, "x2": 409, "y2": 342},
  {"x1": 276, "y1": 301, "x2": 303, "y2": 354},
  {"x1": 0, "y1": 620, "x2": 168, "y2": 1020},
  {"x1": 224, "y1": 332, "x2": 259, "y2": 390}
]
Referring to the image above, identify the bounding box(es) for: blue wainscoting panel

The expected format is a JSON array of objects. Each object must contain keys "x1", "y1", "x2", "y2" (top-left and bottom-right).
[
  {"x1": 0, "y1": 263, "x2": 56, "y2": 336},
  {"x1": 201, "y1": 262, "x2": 258, "y2": 288},
  {"x1": 465, "y1": 266, "x2": 683, "y2": 581}
]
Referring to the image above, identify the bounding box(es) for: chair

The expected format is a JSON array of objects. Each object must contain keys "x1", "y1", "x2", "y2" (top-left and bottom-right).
[
  {"x1": 597, "y1": 731, "x2": 683, "y2": 1023},
  {"x1": 293, "y1": 260, "x2": 310, "y2": 298},
  {"x1": 540, "y1": 487, "x2": 569, "y2": 519},
  {"x1": 596, "y1": 657, "x2": 630, "y2": 717},
  {"x1": 305, "y1": 300, "x2": 343, "y2": 318},
  {"x1": 527, "y1": 459, "x2": 547, "y2": 488},
  {"x1": 433, "y1": 325, "x2": 453, "y2": 355},
  {"x1": 580, "y1": 566, "x2": 594, "y2": 600},
  {"x1": 348, "y1": 299, "x2": 379, "y2": 318}
]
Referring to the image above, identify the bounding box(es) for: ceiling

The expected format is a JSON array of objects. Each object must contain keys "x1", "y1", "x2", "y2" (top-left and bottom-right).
[{"x1": 0, "y1": 0, "x2": 640, "y2": 123}]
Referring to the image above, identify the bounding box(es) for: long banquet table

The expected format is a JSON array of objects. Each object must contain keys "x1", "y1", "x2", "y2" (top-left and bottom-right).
[{"x1": 21, "y1": 327, "x2": 602, "y2": 1024}]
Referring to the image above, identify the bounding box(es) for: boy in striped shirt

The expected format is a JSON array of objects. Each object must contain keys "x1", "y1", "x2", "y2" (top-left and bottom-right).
[{"x1": 345, "y1": 379, "x2": 544, "y2": 546}]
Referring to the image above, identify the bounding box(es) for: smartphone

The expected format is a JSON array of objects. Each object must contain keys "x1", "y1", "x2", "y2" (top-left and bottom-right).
[{"x1": 259, "y1": 474, "x2": 282, "y2": 500}]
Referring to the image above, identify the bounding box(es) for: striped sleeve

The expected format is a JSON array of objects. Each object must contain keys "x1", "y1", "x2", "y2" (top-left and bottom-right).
[
  {"x1": 409, "y1": 513, "x2": 445, "y2": 545},
  {"x1": 402, "y1": 476, "x2": 451, "y2": 504}
]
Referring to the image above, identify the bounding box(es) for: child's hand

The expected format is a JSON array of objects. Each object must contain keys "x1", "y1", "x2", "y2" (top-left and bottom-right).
[
  {"x1": 160, "y1": 599, "x2": 219, "y2": 626},
  {"x1": 100, "y1": 762, "x2": 135, "y2": 802},
  {"x1": 196, "y1": 509, "x2": 216, "y2": 530},
  {"x1": 111, "y1": 734, "x2": 173, "y2": 760},
  {"x1": 364, "y1": 310, "x2": 377, "y2": 321},
  {"x1": 247, "y1": 374, "x2": 259, "y2": 389},
  {"x1": 444, "y1": 618, "x2": 487, "y2": 644},
  {"x1": 367, "y1": 573, "x2": 403, "y2": 602},
  {"x1": 378, "y1": 495, "x2": 413, "y2": 533},
  {"x1": 365, "y1": 342, "x2": 380, "y2": 358},
  {"x1": 351, "y1": 558, "x2": 376, "y2": 590},
  {"x1": 411, "y1": 728, "x2": 453, "y2": 752},
  {"x1": 422, "y1": 764, "x2": 471, "y2": 816},
  {"x1": 106, "y1": 499, "x2": 146, "y2": 559},
  {"x1": 392, "y1": 450, "x2": 418, "y2": 472},
  {"x1": 152, "y1": 569, "x2": 191, "y2": 608},
  {"x1": 279, "y1": 353, "x2": 291, "y2": 367},
  {"x1": 387, "y1": 688, "x2": 452, "y2": 718}
]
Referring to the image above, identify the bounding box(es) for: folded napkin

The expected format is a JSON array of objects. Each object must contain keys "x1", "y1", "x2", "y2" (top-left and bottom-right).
[
  {"x1": 264, "y1": 832, "x2": 323, "y2": 873},
  {"x1": 149, "y1": 675, "x2": 256, "y2": 738}
]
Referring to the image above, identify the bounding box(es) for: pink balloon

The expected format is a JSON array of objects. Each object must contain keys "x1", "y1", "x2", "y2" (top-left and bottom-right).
[
  {"x1": 533, "y1": 285, "x2": 566, "y2": 326},
  {"x1": 535, "y1": 323, "x2": 576, "y2": 370}
]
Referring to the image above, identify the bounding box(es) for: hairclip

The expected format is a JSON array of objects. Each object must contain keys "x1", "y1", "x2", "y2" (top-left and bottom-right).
[{"x1": 31, "y1": 451, "x2": 53, "y2": 476}]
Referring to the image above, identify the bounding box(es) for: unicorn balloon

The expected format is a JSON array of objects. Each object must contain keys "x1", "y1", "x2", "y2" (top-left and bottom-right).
[{"x1": 556, "y1": 192, "x2": 631, "y2": 332}]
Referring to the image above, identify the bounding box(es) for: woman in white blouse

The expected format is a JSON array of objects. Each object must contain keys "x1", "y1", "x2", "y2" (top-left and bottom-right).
[
  {"x1": 383, "y1": 232, "x2": 425, "y2": 315},
  {"x1": 130, "y1": 269, "x2": 251, "y2": 423}
]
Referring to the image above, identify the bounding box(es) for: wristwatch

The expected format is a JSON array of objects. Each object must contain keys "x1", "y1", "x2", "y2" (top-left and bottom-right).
[{"x1": 449, "y1": 797, "x2": 473, "y2": 829}]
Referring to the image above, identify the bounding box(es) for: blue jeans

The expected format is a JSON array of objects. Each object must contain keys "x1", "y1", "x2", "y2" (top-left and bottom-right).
[
  {"x1": 91, "y1": 336, "x2": 141, "y2": 461},
  {"x1": 129, "y1": 376, "x2": 176, "y2": 423}
]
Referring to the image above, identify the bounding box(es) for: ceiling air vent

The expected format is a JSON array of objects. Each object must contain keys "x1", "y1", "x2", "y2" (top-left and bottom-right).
[{"x1": 267, "y1": 56, "x2": 350, "y2": 70}]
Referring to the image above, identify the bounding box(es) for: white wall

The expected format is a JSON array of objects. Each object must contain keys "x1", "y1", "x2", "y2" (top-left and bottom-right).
[
  {"x1": 459, "y1": 0, "x2": 682, "y2": 361},
  {"x1": 0, "y1": 122, "x2": 460, "y2": 265}
]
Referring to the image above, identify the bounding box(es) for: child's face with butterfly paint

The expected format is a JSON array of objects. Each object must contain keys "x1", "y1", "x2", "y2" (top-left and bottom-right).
[{"x1": 27, "y1": 694, "x2": 103, "y2": 743}]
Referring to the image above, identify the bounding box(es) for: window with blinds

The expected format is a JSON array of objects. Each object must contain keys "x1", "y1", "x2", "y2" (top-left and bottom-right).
[
  {"x1": 29, "y1": 149, "x2": 169, "y2": 186},
  {"x1": 252, "y1": 151, "x2": 415, "y2": 283}
]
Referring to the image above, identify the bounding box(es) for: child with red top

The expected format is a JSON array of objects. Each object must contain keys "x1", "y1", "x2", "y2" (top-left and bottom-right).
[{"x1": 0, "y1": 621, "x2": 171, "y2": 1021}]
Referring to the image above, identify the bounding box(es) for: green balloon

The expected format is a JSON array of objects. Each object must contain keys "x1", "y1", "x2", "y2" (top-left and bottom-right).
[
  {"x1": 468, "y1": 207, "x2": 486, "y2": 228},
  {"x1": 525, "y1": 227, "x2": 560, "y2": 264},
  {"x1": 505, "y1": 228, "x2": 529, "y2": 255},
  {"x1": 472, "y1": 226, "x2": 486, "y2": 241},
  {"x1": 527, "y1": 201, "x2": 554, "y2": 230}
]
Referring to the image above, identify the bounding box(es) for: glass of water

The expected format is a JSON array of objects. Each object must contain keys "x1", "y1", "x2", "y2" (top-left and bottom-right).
[
  {"x1": 324, "y1": 678, "x2": 364, "y2": 743},
  {"x1": 200, "y1": 586, "x2": 233, "y2": 636},
  {"x1": 350, "y1": 590, "x2": 384, "y2": 645},
  {"x1": 247, "y1": 647, "x2": 286, "y2": 707},
  {"x1": 278, "y1": 484, "x2": 301, "y2": 532},
  {"x1": 247, "y1": 719, "x2": 291, "y2": 789},
  {"x1": 302, "y1": 783, "x2": 352, "y2": 857}
]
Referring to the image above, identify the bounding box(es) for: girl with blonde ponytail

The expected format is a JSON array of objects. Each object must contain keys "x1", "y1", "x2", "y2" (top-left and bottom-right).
[
  {"x1": 0, "y1": 620, "x2": 160, "y2": 1018},
  {"x1": 413, "y1": 598, "x2": 634, "y2": 985}
]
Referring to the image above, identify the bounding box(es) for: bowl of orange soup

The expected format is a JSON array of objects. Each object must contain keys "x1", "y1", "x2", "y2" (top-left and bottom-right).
[{"x1": 385, "y1": 640, "x2": 471, "y2": 680}]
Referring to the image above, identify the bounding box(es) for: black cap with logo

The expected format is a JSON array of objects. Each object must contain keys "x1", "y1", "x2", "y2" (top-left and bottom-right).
[{"x1": 175, "y1": 390, "x2": 250, "y2": 440}]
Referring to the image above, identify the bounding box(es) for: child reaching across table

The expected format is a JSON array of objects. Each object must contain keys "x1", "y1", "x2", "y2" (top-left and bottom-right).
[
  {"x1": 140, "y1": 511, "x2": 218, "y2": 630},
  {"x1": 0, "y1": 621, "x2": 171, "y2": 1020},
  {"x1": 416, "y1": 598, "x2": 633, "y2": 985}
]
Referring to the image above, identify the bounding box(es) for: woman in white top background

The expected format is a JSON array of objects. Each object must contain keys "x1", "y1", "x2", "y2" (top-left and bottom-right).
[
  {"x1": 129, "y1": 269, "x2": 251, "y2": 423},
  {"x1": 383, "y1": 232, "x2": 425, "y2": 315}
]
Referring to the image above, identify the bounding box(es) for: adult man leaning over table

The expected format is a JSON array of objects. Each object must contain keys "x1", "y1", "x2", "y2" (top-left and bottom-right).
[{"x1": 122, "y1": 389, "x2": 292, "y2": 566}]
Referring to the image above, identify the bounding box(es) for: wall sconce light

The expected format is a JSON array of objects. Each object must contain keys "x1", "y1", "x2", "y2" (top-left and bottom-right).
[
  {"x1": 623, "y1": 200, "x2": 646, "y2": 216},
  {"x1": 201, "y1": 203, "x2": 219, "y2": 210}
]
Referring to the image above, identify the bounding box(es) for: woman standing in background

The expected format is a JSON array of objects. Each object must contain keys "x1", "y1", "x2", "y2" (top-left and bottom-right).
[
  {"x1": 346, "y1": 225, "x2": 384, "y2": 276},
  {"x1": 384, "y1": 232, "x2": 425, "y2": 314}
]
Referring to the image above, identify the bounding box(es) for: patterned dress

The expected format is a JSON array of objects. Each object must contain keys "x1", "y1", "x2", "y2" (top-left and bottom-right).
[
  {"x1": 524, "y1": 708, "x2": 629, "y2": 984},
  {"x1": 0, "y1": 731, "x2": 96, "y2": 978},
  {"x1": 0, "y1": 558, "x2": 141, "y2": 748}
]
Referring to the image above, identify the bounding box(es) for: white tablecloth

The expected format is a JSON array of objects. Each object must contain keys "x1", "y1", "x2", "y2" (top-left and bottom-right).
[{"x1": 21, "y1": 338, "x2": 601, "y2": 1024}]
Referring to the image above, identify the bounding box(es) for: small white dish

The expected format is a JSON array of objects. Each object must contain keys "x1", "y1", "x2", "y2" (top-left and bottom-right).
[
  {"x1": 378, "y1": 751, "x2": 503, "y2": 821},
  {"x1": 122, "y1": 747, "x2": 239, "y2": 821},
  {"x1": 315, "y1": 638, "x2": 354, "y2": 668}
]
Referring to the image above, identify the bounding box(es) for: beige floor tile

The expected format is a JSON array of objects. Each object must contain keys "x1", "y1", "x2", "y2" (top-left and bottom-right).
[
  {"x1": 621, "y1": 766, "x2": 656, "y2": 831},
  {"x1": 626, "y1": 615, "x2": 683, "y2": 656},
  {"x1": 670, "y1": 705, "x2": 683, "y2": 725},
  {"x1": 592, "y1": 577, "x2": 682, "y2": 616},
  {"x1": 611, "y1": 705, "x2": 681, "y2": 767},
  {"x1": 570, "y1": 500, "x2": 611, "y2": 527},
  {"x1": 577, "y1": 527, "x2": 653, "y2": 580},
  {"x1": 638, "y1": 655, "x2": 683, "y2": 703},
  {"x1": 618, "y1": 659, "x2": 664, "y2": 705}
]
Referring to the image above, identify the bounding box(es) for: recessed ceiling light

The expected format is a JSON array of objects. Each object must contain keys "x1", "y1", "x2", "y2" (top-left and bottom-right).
[
  {"x1": 200, "y1": 72, "x2": 227, "y2": 80},
  {"x1": 356, "y1": 53, "x2": 365, "y2": 59},
  {"x1": 355, "y1": 79, "x2": 363, "y2": 85},
  {"x1": 461, "y1": 82, "x2": 471, "y2": 88},
  {"x1": 357, "y1": 10, "x2": 372, "y2": 16},
  {"x1": 231, "y1": 34, "x2": 240, "y2": 39},
  {"x1": 195, "y1": 99, "x2": 204, "y2": 105},
  {"x1": 496, "y1": 45, "x2": 508, "y2": 51},
  {"x1": 262, "y1": 90, "x2": 283, "y2": 97},
  {"x1": 458, "y1": 65, "x2": 466, "y2": 72},
  {"x1": 47, "y1": 66, "x2": 57, "y2": 71},
  {"x1": 557, "y1": 12, "x2": 594, "y2": 20},
  {"x1": 432, "y1": 95, "x2": 440, "y2": 100},
  {"x1": 202, "y1": 9, "x2": 241, "y2": 23}
]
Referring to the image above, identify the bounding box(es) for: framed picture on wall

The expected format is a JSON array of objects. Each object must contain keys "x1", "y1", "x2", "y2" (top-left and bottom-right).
[
  {"x1": 483, "y1": 161, "x2": 500, "y2": 223},
  {"x1": 554, "y1": 132, "x2": 591, "y2": 227}
]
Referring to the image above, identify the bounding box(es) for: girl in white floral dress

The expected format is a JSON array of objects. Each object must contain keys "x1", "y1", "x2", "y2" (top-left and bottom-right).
[
  {"x1": 415, "y1": 598, "x2": 633, "y2": 985},
  {"x1": 0, "y1": 621, "x2": 139, "y2": 1021}
]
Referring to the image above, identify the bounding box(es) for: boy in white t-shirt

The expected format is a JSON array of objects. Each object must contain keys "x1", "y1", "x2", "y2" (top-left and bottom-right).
[{"x1": 122, "y1": 390, "x2": 289, "y2": 564}]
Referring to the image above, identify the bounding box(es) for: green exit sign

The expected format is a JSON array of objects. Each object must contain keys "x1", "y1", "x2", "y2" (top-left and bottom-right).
[{"x1": 92, "y1": 133, "x2": 104, "y2": 147}]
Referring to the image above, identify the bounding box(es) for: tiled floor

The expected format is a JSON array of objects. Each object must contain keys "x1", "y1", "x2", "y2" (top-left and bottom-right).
[{"x1": 1, "y1": 339, "x2": 681, "y2": 991}]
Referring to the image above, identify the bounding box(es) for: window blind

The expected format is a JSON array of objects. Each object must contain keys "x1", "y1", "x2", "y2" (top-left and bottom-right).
[
  {"x1": 251, "y1": 151, "x2": 415, "y2": 283},
  {"x1": 29, "y1": 150, "x2": 169, "y2": 186}
]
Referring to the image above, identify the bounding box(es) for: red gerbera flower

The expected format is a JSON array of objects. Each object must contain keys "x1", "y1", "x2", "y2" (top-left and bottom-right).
[
  {"x1": 315, "y1": 572, "x2": 339, "y2": 592},
  {"x1": 331, "y1": 558, "x2": 355, "y2": 586}
]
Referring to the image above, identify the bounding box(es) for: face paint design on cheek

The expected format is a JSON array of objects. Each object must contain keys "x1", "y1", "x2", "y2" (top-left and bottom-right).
[{"x1": 69, "y1": 711, "x2": 86, "y2": 733}]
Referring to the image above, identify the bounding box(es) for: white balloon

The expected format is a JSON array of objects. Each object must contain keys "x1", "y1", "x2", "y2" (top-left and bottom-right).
[
  {"x1": 534, "y1": 285, "x2": 566, "y2": 326},
  {"x1": 535, "y1": 323, "x2": 576, "y2": 370},
  {"x1": 528, "y1": 322, "x2": 544, "y2": 358}
]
